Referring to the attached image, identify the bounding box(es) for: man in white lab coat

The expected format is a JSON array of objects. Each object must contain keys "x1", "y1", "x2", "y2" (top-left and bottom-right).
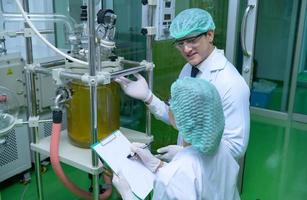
[
  {"x1": 113, "y1": 77, "x2": 240, "y2": 200},
  {"x1": 116, "y1": 8, "x2": 250, "y2": 162}
]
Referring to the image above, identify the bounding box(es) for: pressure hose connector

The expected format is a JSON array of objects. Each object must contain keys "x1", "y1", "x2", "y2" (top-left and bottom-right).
[
  {"x1": 53, "y1": 87, "x2": 71, "y2": 124},
  {"x1": 53, "y1": 87, "x2": 72, "y2": 111}
]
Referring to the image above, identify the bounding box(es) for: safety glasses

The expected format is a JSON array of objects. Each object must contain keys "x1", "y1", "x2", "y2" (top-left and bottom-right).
[{"x1": 173, "y1": 32, "x2": 207, "y2": 49}]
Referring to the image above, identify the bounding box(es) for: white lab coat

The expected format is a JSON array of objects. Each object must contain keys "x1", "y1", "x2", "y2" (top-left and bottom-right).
[
  {"x1": 152, "y1": 144, "x2": 240, "y2": 200},
  {"x1": 148, "y1": 48, "x2": 250, "y2": 160}
]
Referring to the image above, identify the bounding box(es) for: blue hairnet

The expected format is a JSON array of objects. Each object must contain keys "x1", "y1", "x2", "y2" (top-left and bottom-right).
[
  {"x1": 170, "y1": 8, "x2": 215, "y2": 39},
  {"x1": 170, "y1": 77, "x2": 224, "y2": 155}
]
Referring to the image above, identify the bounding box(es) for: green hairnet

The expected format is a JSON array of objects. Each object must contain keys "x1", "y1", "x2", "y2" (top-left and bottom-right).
[
  {"x1": 170, "y1": 8, "x2": 215, "y2": 39},
  {"x1": 170, "y1": 77, "x2": 224, "y2": 155}
]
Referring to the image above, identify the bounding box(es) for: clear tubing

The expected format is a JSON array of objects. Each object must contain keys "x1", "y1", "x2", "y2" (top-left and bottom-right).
[
  {"x1": 3, "y1": 13, "x2": 77, "y2": 24},
  {"x1": 13, "y1": 0, "x2": 88, "y2": 66},
  {"x1": 2, "y1": 13, "x2": 76, "y2": 33}
]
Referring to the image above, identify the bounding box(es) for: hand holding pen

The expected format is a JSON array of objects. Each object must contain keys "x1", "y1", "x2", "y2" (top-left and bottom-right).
[
  {"x1": 128, "y1": 141, "x2": 163, "y2": 173},
  {"x1": 127, "y1": 141, "x2": 153, "y2": 159}
]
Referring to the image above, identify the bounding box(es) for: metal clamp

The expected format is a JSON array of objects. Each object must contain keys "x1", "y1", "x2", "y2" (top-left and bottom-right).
[
  {"x1": 97, "y1": 71, "x2": 111, "y2": 84},
  {"x1": 24, "y1": 63, "x2": 40, "y2": 72},
  {"x1": 141, "y1": 26, "x2": 156, "y2": 36},
  {"x1": 52, "y1": 68, "x2": 65, "y2": 85},
  {"x1": 81, "y1": 73, "x2": 92, "y2": 85},
  {"x1": 28, "y1": 116, "x2": 40, "y2": 128},
  {"x1": 24, "y1": 28, "x2": 33, "y2": 37},
  {"x1": 140, "y1": 60, "x2": 155, "y2": 71},
  {"x1": 81, "y1": 72, "x2": 112, "y2": 85},
  {"x1": 141, "y1": 0, "x2": 157, "y2": 5}
]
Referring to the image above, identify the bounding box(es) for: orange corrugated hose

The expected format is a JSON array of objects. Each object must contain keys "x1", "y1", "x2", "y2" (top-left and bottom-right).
[{"x1": 50, "y1": 111, "x2": 112, "y2": 199}]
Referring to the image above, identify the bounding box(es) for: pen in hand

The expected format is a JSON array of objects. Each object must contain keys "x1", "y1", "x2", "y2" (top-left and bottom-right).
[{"x1": 127, "y1": 142, "x2": 152, "y2": 159}]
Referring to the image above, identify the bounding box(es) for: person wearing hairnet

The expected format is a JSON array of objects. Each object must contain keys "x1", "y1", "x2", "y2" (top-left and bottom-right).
[
  {"x1": 115, "y1": 8, "x2": 250, "y2": 162},
  {"x1": 113, "y1": 77, "x2": 240, "y2": 200}
]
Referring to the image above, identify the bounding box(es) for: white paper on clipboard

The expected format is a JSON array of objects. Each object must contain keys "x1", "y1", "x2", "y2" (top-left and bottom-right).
[{"x1": 92, "y1": 130, "x2": 155, "y2": 200}]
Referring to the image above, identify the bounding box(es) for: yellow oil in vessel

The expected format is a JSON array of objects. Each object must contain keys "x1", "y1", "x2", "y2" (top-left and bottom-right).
[{"x1": 66, "y1": 81, "x2": 120, "y2": 148}]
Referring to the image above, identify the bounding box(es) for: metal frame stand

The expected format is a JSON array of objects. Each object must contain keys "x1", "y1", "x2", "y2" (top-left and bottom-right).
[{"x1": 20, "y1": 0, "x2": 155, "y2": 199}]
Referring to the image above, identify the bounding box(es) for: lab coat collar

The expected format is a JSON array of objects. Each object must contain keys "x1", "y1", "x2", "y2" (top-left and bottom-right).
[{"x1": 197, "y1": 47, "x2": 227, "y2": 74}]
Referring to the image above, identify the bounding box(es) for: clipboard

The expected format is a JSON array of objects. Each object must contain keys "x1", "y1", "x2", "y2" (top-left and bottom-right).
[{"x1": 92, "y1": 130, "x2": 155, "y2": 200}]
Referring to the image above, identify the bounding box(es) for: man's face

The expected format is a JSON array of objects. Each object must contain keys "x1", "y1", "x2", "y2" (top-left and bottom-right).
[{"x1": 175, "y1": 30, "x2": 214, "y2": 66}]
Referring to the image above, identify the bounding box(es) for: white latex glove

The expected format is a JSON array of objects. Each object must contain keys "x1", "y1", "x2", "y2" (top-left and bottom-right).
[
  {"x1": 115, "y1": 73, "x2": 152, "y2": 102},
  {"x1": 112, "y1": 171, "x2": 137, "y2": 200},
  {"x1": 156, "y1": 145, "x2": 183, "y2": 162},
  {"x1": 131, "y1": 142, "x2": 162, "y2": 173}
]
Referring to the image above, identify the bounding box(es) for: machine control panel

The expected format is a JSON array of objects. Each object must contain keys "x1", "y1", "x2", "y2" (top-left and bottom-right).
[
  {"x1": 155, "y1": 0, "x2": 175, "y2": 40},
  {"x1": 142, "y1": 0, "x2": 175, "y2": 40}
]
